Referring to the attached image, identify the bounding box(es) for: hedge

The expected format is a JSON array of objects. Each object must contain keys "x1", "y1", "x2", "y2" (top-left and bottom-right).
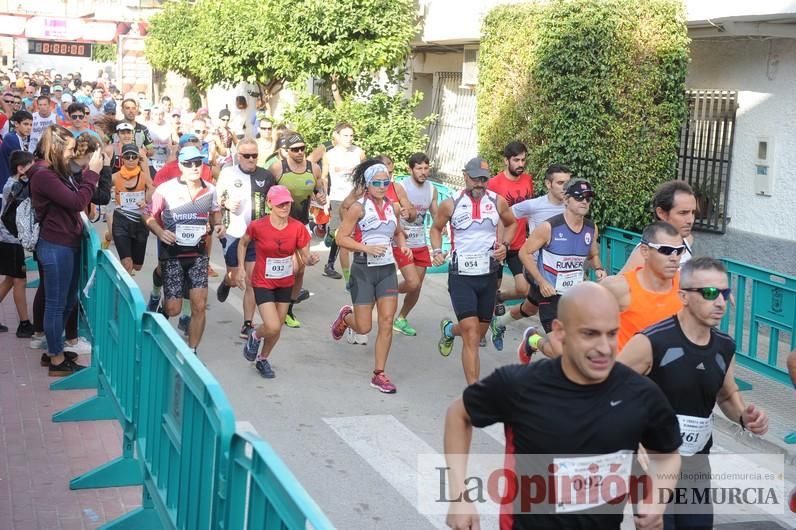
[{"x1": 478, "y1": 0, "x2": 690, "y2": 231}]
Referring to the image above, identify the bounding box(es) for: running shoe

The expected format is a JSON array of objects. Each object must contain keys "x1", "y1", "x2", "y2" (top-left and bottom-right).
[
  {"x1": 518, "y1": 326, "x2": 539, "y2": 365},
  {"x1": 65, "y1": 337, "x2": 92, "y2": 355},
  {"x1": 101, "y1": 239, "x2": 110, "y2": 250},
  {"x1": 239, "y1": 321, "x2": 253, "y2": 339},
  {"x1": 345, "y1": 328, "x2": 368, "y2": 345},
  {"x1": 147, "y1": 294, "x2": 161, "y2": 312},
  {"x1": 178, "y1": 315, "x2": 191, "y2": 335},
  {"x1": 243, "y1": 329, "x2": 261, "y2": 362},
  {"x1": 16, "y1": 321, "x2": 34, "y2": 338},
  {"x1": 217, "y1": 281, "x2": 231, "y2": 303},
  {"x1": 479, "y1": 337, "x2": 487, "y2": 348},
  {"x1": 438, "y1": 319, "x2": 454, "y2": 357},
  {"x1": 207, "y1": 265, "x2": 219, "y2": 277},
  {"x1": 331, "y1": 305, "x2": 353, "y2": 341},
  {"x1": 323, "y1": 263, "x2": 342, "y2": 279},
  {"x1": 284, "y1": 313, "x2": 301, "y2": 328},
  {"x1": 295, "y1": 288, "x2": 310, "y2": 304},
  {"x1": 255, "y1": 358, "x2": 275, "y2": 378},
  {"x1": 0, "y1": 323, "x2": 7, "y2": 332},
  {"x1": 29, "y1": 335, "x2": 47, "y2": 350},
  {"x1": 393, "y1": 317, "x2": 417, "y2": 337},
  {"x1": 489, "y1": 317, "x2": 506, "y2": 351},
  {"x1": 370, "y1": 372, "x2": 396, "y2": 394}
]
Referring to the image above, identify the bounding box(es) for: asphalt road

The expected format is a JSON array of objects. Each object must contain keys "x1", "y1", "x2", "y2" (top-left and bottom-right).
[{"x1": 110, "y1": 226, "x2": 794, "y2": 530}]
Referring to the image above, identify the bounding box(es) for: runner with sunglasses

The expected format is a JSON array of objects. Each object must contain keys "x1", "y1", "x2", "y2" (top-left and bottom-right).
[
  {"x1": 515, "y1": 179, "x2": 605, "y2": 362},
  {"x1": 601, "y1": 221, "x2": 684, "y2": 351},
  {"x1": 239, "y1": 185, "x2": 319, "y2": 378},
  {"x1": 144, "y1": 145, "x2": 225, "y2": 354},
  {"x1": 330, "y1": 159, "x2": 411, "y2": 393},
  {"x1": 432, "y1": 157, "x2": 517, "y2": 385},
  {"x1": 620, "y1": 257, "x2": 768, "y2": 529},
  {"x1": 269, "y1": 132, "x2": 326, "y2": 328},
  {"x1": 215, "y1": 139, "x2": 274, "y2": 340},
  {"x1": 110, "y1": 143, "x2": 154, "y2": 274}
]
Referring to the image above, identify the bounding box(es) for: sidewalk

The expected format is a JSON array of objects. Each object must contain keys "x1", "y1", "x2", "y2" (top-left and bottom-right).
[{"x1": 0, "y1": 293, "x2": 140, "y2": 530}]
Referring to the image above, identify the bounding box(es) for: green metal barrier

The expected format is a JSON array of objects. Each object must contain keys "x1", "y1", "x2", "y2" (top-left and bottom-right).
[
  {"x1": 54, "y1": 250, "x2": 146, "y2": 490},
  {"x1": 103, "y1": 312, "x2": 236, "y2": 529},
  {"x1": 50, "y1": 215, "x2": 102, "y2": 391},
  {"x1": 719, "y1": 259, "x2": 795, "y2": 385},
  {"x1": 225, "y1": 431, "x2": 335, "y2": 530},
  {"x1": 599, "y1": 226, "x2": 641, "y2": 275}
]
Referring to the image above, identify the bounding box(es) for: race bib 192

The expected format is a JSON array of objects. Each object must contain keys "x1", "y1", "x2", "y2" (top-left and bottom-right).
[{"x1": 119, "y1": 191, "x2": 145, "y2": 210}]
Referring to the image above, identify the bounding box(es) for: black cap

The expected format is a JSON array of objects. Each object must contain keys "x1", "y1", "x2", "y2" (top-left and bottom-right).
[
  {"x1": 121, "y1": 143, "x2": 139, "y2": 156},
  {"x1": 565, "y1": 179, "x2": 595, "y2": 198}
]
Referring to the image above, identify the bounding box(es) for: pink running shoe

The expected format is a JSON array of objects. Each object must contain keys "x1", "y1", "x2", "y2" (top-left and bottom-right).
[
  {"x1": 518, "y1": 326, "x2": 538, "y2": 365},
  {"x1": 331, "y1": 305, "x2": 353, "y2": 340},
  {"x1": 370, "y1": 372, "x2": 397, "y2": 394}
]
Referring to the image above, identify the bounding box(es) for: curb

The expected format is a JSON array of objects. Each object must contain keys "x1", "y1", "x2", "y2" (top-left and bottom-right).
[{"x1": 713, "y1": 413, "x2": 796, "y2": 465}]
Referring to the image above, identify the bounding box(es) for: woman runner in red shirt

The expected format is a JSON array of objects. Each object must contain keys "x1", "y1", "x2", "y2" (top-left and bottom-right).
[{"x1": 236, "y1": 185, "x2": 319, "y2": 378}]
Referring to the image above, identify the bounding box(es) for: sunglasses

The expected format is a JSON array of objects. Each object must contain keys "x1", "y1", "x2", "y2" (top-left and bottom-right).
[
  {"x1": 122, "y1": 153, "x2": 139, "y2": 160},
  {"x1": 194, "y1": 129, "x2": 207, "y2": 134},
  {"x1": 681, "y1": 287, "x2": 732, "y2": 301},
  {"x1": 181, "y1": 159, "x2": 203, "y2": 168},
  {"x1": 641, "y1": 240, "x2": 686, "y2": 256},
  {"x1": 239, "y1": 153, "x2": 258, "y2": 160},
  {"x1": 260, "y1": 126, "x2": 272, "y2": 131},
  {"x1": 570, "y1": 193, "x2": 594, "y2": 203},
  {"x1": 3, "y1": 99, "x2": 12, "y2": 104},
  {"x1": 369, "y1": 179, "x2": 391, "y2": 188},
  {"x1": 288, "y1": 146, "x2": 306, "y2": 153},
  {"x1": 70, "y1": 114, "x2": 85, "y2": 120}
]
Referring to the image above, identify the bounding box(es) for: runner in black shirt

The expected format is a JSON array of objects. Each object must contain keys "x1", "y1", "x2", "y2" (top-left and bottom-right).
[
  {"x1": 444, "y1": 282, "x2": 682, "y2": 530},
  {"x1": 620, "y1": 257, "x2": 768, "y2": 529}
]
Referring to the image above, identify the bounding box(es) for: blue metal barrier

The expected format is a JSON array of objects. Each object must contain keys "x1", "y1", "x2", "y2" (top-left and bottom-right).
[
  {"x1": 225, "y1": 431, "x2": 335, "y2": 530},
  {"x1": 54, "y1": 250, "x2": 146, "y2": 490},
  {"x1": 103, "y1": 312, "x2": 236, "y2": 529},
  {"x1": 50, "y1": 215, "x2": 102, "y2": 391}
]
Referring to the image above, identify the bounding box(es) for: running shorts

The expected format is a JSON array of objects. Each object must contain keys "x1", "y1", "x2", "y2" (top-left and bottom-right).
[
  {"x1": 393, "y1": 245, "x2": 432, "y2": 269},
  {"x1": 112, "y1": 210, "x2": 149, "y2": 266},
  {"x1": 349, "y1": 256, "x2": 398, "y2": 305},
  {"x1": 254, "y1": 286, "x2": 292, "y2": 305},
  {"x1": 0, "y1": 242, "x2": 26, "y2": 278},
  {"x1": 222, "y1": 237, "x2": 256, "y2": 267},
  {"x1": 161, "y1": 255, "x2": 209, "y2": 300},
  {"x1": 447, "y1": 272, "x2": 499, "y2": 323}
]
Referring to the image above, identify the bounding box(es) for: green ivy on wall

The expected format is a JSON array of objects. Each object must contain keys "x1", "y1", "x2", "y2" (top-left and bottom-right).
[{"x1": 478, "y1": 0, "x2": 689, "y2": 231}]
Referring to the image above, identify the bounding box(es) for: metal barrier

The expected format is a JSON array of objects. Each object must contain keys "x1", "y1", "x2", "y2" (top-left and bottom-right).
[
  {"x1": 719, "y1": 260, "x2": 795, "y2": 386},
  {"x1": 599, "y1": 226, "x2": 641, "y2": 275},
  {"x1": 54, "y1": 250, "x2": 146, "y2": 490},
  {"x1": 50, "y1": 214, "x2": 102, "y2": 391},
  {"x1": 225, "y1": 431, "x2": 335, "y2": 530},
  {"x1": 109, "y1": 312, "x2": 235, "y2": 529}
]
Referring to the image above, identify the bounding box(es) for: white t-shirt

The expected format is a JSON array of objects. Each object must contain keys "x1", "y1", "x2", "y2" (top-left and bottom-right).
[
  {"x1": 29, "y1": 112, "x2": 57, "y2": 153},
  {"x1": 326, "y1": 146, "x2": 363, "y2": 202},
  {"x1": 215, "y1": 165, "x2": 253, "y2": 238},
  {"x1": 148, "y1": 122, "x2": 172, "y2": 172},
  {"x1": 511, "y1": 194, "x2": 566, "y2": 233}
]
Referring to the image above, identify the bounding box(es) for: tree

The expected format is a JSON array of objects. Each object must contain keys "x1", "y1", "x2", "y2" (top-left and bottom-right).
[{"x1": 145, "y1": 0, "x2": 418, "y2": 109}]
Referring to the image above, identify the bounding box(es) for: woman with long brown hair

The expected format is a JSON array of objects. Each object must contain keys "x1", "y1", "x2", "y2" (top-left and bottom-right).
[{"x1": 30, "y1": 124, "x2": 102, "y2": 376}]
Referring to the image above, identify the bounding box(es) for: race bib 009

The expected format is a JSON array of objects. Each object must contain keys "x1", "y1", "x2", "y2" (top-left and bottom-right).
[{"x1": 175, "y1": 224, "x2": 206, "y2": 246}]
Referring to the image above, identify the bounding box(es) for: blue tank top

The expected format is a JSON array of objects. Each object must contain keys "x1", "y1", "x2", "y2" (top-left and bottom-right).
[{"x1": 537, "y1": 213, "x2": 595, "y2": 294}]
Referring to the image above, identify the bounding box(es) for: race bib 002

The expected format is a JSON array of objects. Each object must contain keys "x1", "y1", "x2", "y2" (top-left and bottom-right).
[{"x1": 555, "y1": 269, "x2": 584, "y2": 294}]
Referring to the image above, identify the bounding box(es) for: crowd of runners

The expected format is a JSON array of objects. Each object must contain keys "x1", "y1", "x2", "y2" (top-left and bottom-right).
[{"x1": 0, "y1": 67, "x2": 794, "y2": 530}]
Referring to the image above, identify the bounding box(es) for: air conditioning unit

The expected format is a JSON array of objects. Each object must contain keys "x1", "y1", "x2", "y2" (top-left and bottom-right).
[{"x1": 462, "y1": 46, "x2": 479, "y2": 86}]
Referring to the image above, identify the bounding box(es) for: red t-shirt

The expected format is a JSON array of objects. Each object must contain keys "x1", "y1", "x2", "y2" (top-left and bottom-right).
[
  {"x1": 487, "y1": 171, "x2": 534, "y2": 250},
  {"x1": 247, "y1": 216, "x2": 311, "y2": 289},
  {"x1": 153, "y1": 159, "x2": 213, "y2": 187}
]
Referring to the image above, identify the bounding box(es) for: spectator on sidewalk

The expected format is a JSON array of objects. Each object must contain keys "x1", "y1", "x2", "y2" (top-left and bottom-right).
[
  {"x1": 30, "y1": 125, "x2": 102, "y2": 376},
  {"x1": 0, "y1": 150, "x2": 35, "y2": 336}
]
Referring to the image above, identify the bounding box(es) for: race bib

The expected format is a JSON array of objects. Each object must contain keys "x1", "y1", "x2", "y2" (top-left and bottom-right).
[
  {"x1": 367, "y1": 250, "x2": 395, "y2": 267},
  {"x1": 457, "y1": 252, "x2": 490, "y2": 275},
  {"x1": 677, "y1": 414, "x2": 712, "y2": 456},
  {"x1": 119, "y1": 191, "x2": 145, "y2": 210},
  {"x1": 265, "y1": 256, "x2": 293, "y2": 279},
  {"x1": 175, "y1": 224, "x2": 206, "y2": 246},
  {"x1": 555, "y1": 270, "x2": 584, "y2": 294},
  {"x1": 553, "y1": 450, "x2": 633, "y2": 513},
  {"x1": 404, "y1": 225, "x2": 426, "y2": 248}
]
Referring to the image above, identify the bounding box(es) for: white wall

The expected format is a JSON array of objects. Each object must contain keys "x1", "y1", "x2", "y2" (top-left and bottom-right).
[{"x1": 687, "y1": 38, "x2": 796, "y2": 240}]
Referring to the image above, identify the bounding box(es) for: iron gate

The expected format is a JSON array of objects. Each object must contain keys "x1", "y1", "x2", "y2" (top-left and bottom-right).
[
  {"x1": 426, "y1": 72, "x2": 476, "y2": 188},
  {"x1": 677, "y1": 89, "x2": 738, "y2": 233}
]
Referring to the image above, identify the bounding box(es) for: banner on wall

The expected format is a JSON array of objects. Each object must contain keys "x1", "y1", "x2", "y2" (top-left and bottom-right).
[{"x1": 117, "y1": 35, "x2": 152, "y2": 98}]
